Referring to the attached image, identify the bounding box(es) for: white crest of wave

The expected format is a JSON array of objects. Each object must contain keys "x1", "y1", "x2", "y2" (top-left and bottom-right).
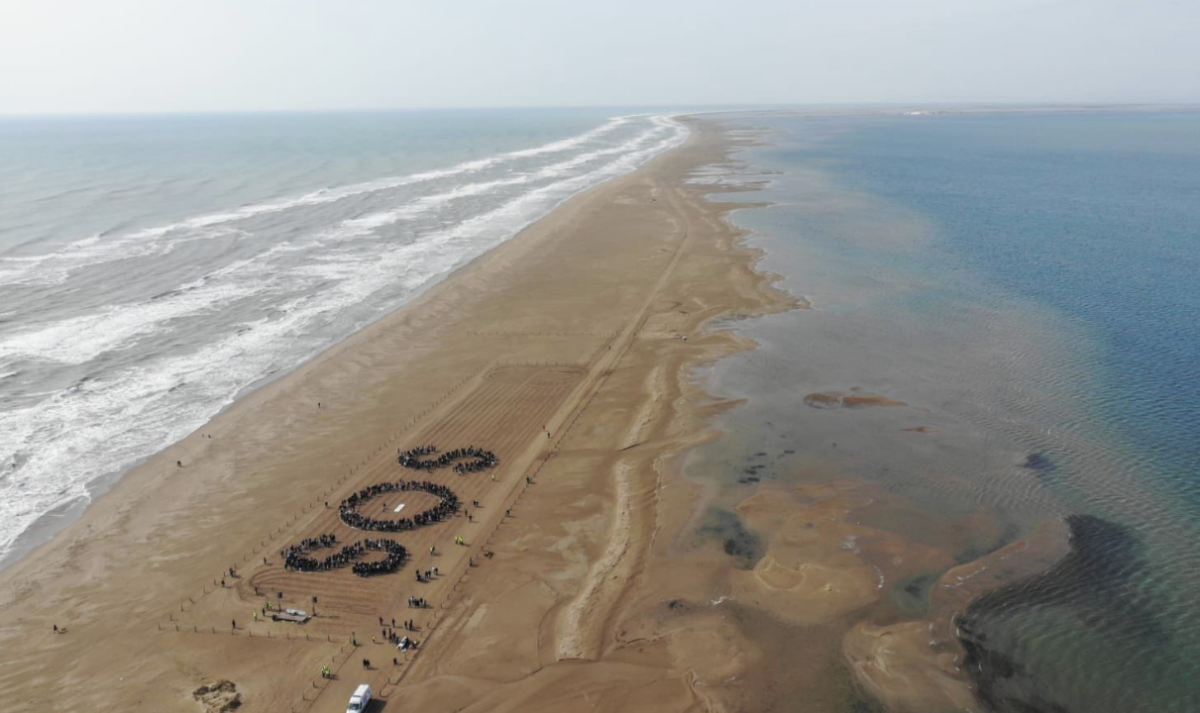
[
  {"x1": 0, "y1": 113, "x2": 689, "y2": 559},
  {"x1": 0, "y1": 115, "x2": 636, "y2": 286}
]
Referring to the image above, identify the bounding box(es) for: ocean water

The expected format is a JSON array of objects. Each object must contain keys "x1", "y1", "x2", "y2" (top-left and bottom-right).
[
  {"x1": 689, "y1": 112, "x2": 1200, "y2": 712},
  {"x1": 0, "y1": 109, "x2": 687, "y2": 566}
]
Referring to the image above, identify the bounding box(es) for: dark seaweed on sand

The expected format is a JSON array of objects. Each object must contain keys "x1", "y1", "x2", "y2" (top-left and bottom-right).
[{"x1": 698, "y1": 508, "x2": 763, "y2": 567}]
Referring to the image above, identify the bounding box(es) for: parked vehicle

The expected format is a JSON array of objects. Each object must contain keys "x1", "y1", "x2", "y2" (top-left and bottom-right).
[{"x1": 346, "y1": 683, "x2": 371, "y2": 712}]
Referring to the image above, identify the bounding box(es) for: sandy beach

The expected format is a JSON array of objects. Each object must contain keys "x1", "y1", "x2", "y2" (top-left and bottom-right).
[
  {"x1": 0, "y1": 113, "x2": 1089, "y2": 713},
  {"x1": 4, "y1": 0, "x2": 1195, "y2": 704},
  {"x1": 0, "y1": 117, "x2": 795, "y2": 712}
]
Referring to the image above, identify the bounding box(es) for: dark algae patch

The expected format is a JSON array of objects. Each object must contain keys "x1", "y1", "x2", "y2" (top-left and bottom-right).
[
  {"x1": 890, "y1": 572, "x2": 937, "y2": 617},
  {"x1": 1021, "y1": 452, "x2": 1056, "y2": 474},
  {"x1": 957, "y1": 515, "x2": 1160, "y2": 713},
  {"x1": 698, "y1": 508, "x2": 763, "y2": 567}
]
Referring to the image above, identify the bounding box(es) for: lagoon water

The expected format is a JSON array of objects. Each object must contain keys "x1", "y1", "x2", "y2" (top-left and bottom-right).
[
  {"x1": 0, "y1": 109, "x2": 686, "y2": 566},
  {"x1": 691, "y1": 112, "x2": 1200, "y2": 712}
]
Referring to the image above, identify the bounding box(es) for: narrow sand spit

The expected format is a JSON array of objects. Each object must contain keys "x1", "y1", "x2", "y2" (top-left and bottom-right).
[
  {"x1": 0, "y1": 118, "x2": 795, "y2": 713},
  {"x1": 0, "y1": 117, "x2": 1076, "y2": 713}
]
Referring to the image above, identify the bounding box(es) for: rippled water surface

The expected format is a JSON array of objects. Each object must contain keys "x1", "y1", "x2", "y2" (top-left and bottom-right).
[
  {"x1": 689, "y1": 112, "x2": 1200, "y2": 712},
  {"x1": 0, "y1": 109, "x2": 686, "y2": 565}
]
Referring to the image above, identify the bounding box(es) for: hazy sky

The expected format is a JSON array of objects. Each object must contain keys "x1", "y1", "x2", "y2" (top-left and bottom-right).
[{"x1": 0, "y1": 0, "x2": 1196, "y2": 114}]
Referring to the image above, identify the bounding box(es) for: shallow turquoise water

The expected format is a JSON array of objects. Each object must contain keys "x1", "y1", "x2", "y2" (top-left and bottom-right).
[{"x1": 693, "y1": 111, "x2": 1200, "y2": 712}]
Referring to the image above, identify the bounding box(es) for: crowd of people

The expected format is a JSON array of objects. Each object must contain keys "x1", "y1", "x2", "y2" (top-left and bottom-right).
[
  {"x1": 351, "y1": 539, "x2": 408, "y2": 577},
  {"x1": 282, "y1": 534, "x2": 339, "y2": 567},
  {"x1": 272, "y1": 443, "x2": 496, "y2": 588},
  {"x1": 398, "y1": 445, "x2": 497, "y2": 474},
  {"x1": 282, "y1": 534, "x2": 408, "y2": 577},
  {"x1": 397, "y1": 445, "x2": 437, "y2": 468},
  {"x1": 377, "y1": 625, "x2": 421, "y2": 651},
  {"x1": 339, "y1": 480, "x2": 459, "y2": 532}
]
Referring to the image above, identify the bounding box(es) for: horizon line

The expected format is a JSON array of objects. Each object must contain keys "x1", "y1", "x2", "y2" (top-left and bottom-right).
[{"x1": 3, "y1": 101, "x2": 1200, "y2": 120}]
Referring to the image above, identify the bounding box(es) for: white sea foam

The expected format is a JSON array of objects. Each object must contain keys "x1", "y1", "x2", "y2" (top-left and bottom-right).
[
  {"x1": 322, "y1": 124, "x2": 669, "y2": 243},
  {"x1": 0, "y1": 126, "x2": 674, "y2": 370},
  {"x1": 0, "y1": 113, "x2": 688, "y2": 562},
  {"x1": 0, "y1": 280, "x2": 264, "y2": 365},
  {"x1": 0, "y1": 115, "x2": 635, "y2": 286}
]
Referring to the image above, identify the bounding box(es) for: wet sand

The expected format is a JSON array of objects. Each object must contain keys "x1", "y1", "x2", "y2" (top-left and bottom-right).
[{"x1": 0, "y1": 116, "x2": 1080, "y2": 713}]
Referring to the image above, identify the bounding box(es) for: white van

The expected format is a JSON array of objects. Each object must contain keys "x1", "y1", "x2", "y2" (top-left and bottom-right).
[{"x1": 346, "y1": 683, "x2": 371, "y2": 713}]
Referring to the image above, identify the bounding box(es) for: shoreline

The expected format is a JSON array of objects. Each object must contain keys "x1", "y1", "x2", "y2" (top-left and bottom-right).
[
  {"x1": 0, "y1": 115, "x2": 686, "y2": 575},
  {"x1": 0, "y1": 111, "x2": 1084, "y2": 713},
  {"x1": 0, "y1": 116, "x2": 803, "y2": 712},
  {"x1": 5, "y1": 104, "x2": 1184, "y2": 575}
]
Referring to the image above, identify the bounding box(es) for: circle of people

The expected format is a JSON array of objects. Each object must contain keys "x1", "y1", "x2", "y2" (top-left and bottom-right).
[
  {"x1": 339, "y1": 479, "x2": 460, "y2": 532},
  {"x1": 283, "y1": 534, "x2": 408, "y2": 577},
  {"x1": 279, "y1": 444, "x2": 495, "y2": 579},
  {"x1": 399, "y1": 445, "x2": 498, "y2": 474}
]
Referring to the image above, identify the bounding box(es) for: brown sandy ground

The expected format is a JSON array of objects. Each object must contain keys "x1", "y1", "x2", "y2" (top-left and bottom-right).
[
  {"x1": 0, "y1": 118, "x2": 791, "y2": 713},
  {"x1": 0, "y1": 117, "x2": 1078, "y2": 713}
]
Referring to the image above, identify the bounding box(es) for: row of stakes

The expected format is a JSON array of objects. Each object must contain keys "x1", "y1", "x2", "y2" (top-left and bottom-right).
[
  {"x1": 381, "y1": 392, "x2": 580, "y2": 690},
  {"x1": 465, "y1": 330, "x2": 616, "y2": 335},
  {"x1": 156, "y1": 621, "x2": 340, "y2": 642},
  {"x1": 282, "y1": 369, "x2": 571, "y2": 713},
  {"x1": 281, "y1": 347, "x2": 623, "y2": 711},
  {"x1": 165, "y1": 370, "x2": 484, "y2": 622},
  {"x1": 165, "y1": 361, "x2": 558, "y2": 712}
]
